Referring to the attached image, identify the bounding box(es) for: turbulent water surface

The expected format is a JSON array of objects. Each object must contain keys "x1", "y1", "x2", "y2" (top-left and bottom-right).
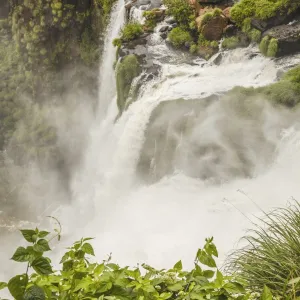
[{"x1": 2, "y1": 0, "x2": 300, "y2": 285}]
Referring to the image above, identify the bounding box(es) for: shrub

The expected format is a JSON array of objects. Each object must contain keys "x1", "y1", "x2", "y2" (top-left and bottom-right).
[
  {"x1": 143, "y1": 10, "x2": 159, "y2": 31},
  {"x1": 168, "y1": 27, "x2": 192, "y2": 48},
  {"x1": 266, "y1": 38, "x2": 278, "y2": 57},
  {"x1": 227, "y1": 202, "x2": 300, "y2": 298},
  {"x1": 189, "y1": 43, "x2": 198, "y2": 54},
  {"x1": 120, "y1": 22, "x2": 144, "y2": 42},
  {"x1": 201, "y1": 12, "x2": 213, "y2": 26},
  {"x1": 116, "y1": 54, "x2": 141, "y2": 112},
  {"x1": 259, "y1": 36, "x2": 269, "y2": 56},
  {"x1": 212, "y1": 8, "x2": 222, "y2": 17},
  {"x1": 0, "y1": 226, "x2": 253, "y2": 300},
  {"x1": 113, "y1": 38, "x2": 122, "y2": 47},
  {"x1": 230, "y1": 0, "x2": 300, "y2": 26},
  {"x1": 283, "y1": 65, "x2": 300, "y2": 84},
  {"x1": 163, "y1": 0, "x2": 194, "y2": 27},
  {"x1": 249, "y1": 28, "x2": 261, "y2": 42},
  {"x1": 222, "y1": 36, "x2": 240, "y2": 49}
]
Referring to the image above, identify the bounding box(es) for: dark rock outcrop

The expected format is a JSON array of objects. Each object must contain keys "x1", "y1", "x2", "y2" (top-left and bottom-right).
[
  {"x1": 263, "y1": 21, "x2": 300, "y2": 57},
  {"x1": 251, "y1": 8, "x2": 300, "y2": 32}
]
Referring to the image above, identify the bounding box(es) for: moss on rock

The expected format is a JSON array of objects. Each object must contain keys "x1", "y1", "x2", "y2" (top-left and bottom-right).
[{"x1": 116, "y1": 54, "x2": 141, "y2": 113}]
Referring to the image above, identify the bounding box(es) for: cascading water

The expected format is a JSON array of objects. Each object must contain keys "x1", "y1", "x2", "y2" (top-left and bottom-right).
[{"x1": 63, "y1": 0, "x2": 300, "y2": 269}]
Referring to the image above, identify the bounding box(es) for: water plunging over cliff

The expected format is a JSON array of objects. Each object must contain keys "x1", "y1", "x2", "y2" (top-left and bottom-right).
[{"x1": 65, "y1": 0, "x2": 300, "y2": 268}]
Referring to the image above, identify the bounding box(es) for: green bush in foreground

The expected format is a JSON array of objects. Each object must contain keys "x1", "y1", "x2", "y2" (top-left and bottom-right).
[
  {"x1": 227, "y1": 202, "x2": 300, "y2": 298},
  {"x1": 168, "y1": 27, "x2": 192, "y2": 48},
  {"x1": 0, "y1": 220, "x2": 264, "y2": 300}
]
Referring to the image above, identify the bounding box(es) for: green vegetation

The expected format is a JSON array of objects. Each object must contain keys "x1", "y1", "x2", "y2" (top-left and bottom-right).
[
  {"x1": 228, "y1": 202, "x2": 300, "y2": 298},
  {"x1": 120, "y1": 22, "x2": 144, "y2": 42},
  {"x1": 259, "y1": 36, "x2": 278, "y2": 57},
  {"x1": 259, "y1": 36, "x2": 270, "y2": 55},
  {"x1": 1, "y1": 218, "x2": 278, "y2": 299},
  {"x1": 222, "y1": 37, "x2": 240, "y2": 49},
  {"x1": 116, "y1": 55, "x2": 141, "y2": 112},
  {"x1": 267, "y1": 38, "x2": 278, "y2": 57},
  {"x1": 143, "y1": 9, "x2": 163, "y2": 31},
  {"x1": 113, "y1": 22, "x2": 144, "y2": 47},
  {"x1": 168, "y1": 27, "x2": 192, "y2": 48},
  {"x1": 231, "y1": 0, "x2": 300, "y2": 26},
  {"x1": 163, "y1": 0, "x2": 194, "y2": 28},
  {"x1": 228, "y1": 64, "x2": 300, "y2": 107}
]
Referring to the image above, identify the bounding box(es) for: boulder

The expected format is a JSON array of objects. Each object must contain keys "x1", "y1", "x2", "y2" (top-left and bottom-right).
[
  {"x1": 251, "y1": 8, "x2": 300, "y2": 32},
  {"x1": 222, "y1": 7, "x2": 231, "y2": 19},
  {"x1": 201, "y1": 15, "x2": 228, "y2": 40},
  {"x1": 223, "y1": 24, "x2": 238, "y2": 37},
  {"x1": 263, "y1": 22, "x2": 300, "y2": 57},
  {"x1": 159, "y1": 25, "x2": 171, "y2": 32}
]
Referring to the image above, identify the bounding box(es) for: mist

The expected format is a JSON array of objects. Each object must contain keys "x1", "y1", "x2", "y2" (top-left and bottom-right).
[{"x1": 2, "y1": 2, "x2": 300, "y2": 298}]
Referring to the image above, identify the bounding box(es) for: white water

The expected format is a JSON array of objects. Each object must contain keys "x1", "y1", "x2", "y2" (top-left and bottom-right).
[{"x1": 27, "y1": 0, "x2": 300, "y2": 271}]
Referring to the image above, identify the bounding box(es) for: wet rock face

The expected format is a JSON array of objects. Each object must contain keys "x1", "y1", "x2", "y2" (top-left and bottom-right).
[
  {"x1": 264, "y1": 21, "x2": 300, "y2": 57},
  {"x1": 251, "y1": 7, "x2": 300, "y2": 32},
  {"x1": 0, "y1": 1, "x2": 10, "y2": 19},
  {"x1": 137, "y1": 96, "x2": 277, "y2": 184}
]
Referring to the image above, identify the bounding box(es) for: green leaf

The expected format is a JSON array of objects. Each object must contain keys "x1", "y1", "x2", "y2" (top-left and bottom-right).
[
  {"x1": 223, "y1": 282, "x2": 245, "y2": 294},
  {"x1": 8, "y1": 274, "x2": 28, "y2": 300},
  {"x1": 20, "y1": 230, "x2": 37, "y2": 243},
  {"x1": 74, "y1": 277, "x2": 93, "y2": 292},
  {"x1": 197, "y1": 250, "x2": 216, "y2": 268},
  {"x1": 204, "y1": 241, "x2": 218, "y2": 258},
  {"x1": 0, "y1": 282, "x2": 7, "y2": 290},
  {"x1": 32, "y1": 257, "x2": 53, "y2": 275},
  {"x1": 82, "y1": 237, "x2": 94, "y2": 242},
  {"x1": 38, "y1": 231, "x2": 50, "y2": 238},
  {"x1": 97, "y1": 281, "x2": 113, "y2": 293},
  {"x1": 26, "y1": 246, "x2": 43, "y2": 264},
  {"x1": 24, "y1": 285, "x2": 45, "y2": 300},
  {"x1": 33, "y1": 239, "x2": 51, "y2": 252},
  {"x1": 167, "y1": 283, "x2": 183, "y2": 292},
  {"x1": 81, "y1": 243, "x2": 95, "y2": 256},
  {"x1": 214, "y1": 270, "x2": 223, "y2": 288},
  {"x1": 203, "y1": 270, "x2": 214, "y2": 279},
  {"x1": 261, "y1": 285, "x2": 272, "y2": 300},
  {"x1": 94, "y1": 263, "x2": 105, "y2": 276},
  {"x1": 173, "y1": 260, "x2": 182, "y2": 271},
  {"x1": 11, "y1": 247, "x2": 30, "y2": 262},
  {"x1": 63, "y1": 260, "x2": 74, "y2": 271},
  {"x1": 107, "y1": 263, "x2": 119, "y2": 270}
]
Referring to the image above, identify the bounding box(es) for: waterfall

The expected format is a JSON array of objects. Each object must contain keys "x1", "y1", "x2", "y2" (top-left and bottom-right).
[
  {"x1": 98, "y1": 0, "x2": 126, "y2": 116},
  {"x1": 62, "y1": 4, "x2": 300, "y2": 269}
]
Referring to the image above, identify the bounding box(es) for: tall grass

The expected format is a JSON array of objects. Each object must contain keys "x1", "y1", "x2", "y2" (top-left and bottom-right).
[{"x1": 227, "y1": 201, "x2": 300, "y2": 298}]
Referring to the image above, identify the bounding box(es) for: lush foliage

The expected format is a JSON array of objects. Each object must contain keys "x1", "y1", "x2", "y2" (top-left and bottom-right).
[
  {"x1": 115, "y1": 22, "x2": 144, "y2": 44},
  {"x1": 116, "y1": 55, "x2": 141, "y2": 113},
  {"x1": 231, "y1": 0, "x2": 300, "y2": 26},
  {"x1": 227, "y1": 202, "x2": 300, "y2": 298},
  {"x1": 168, "y1": 27, "x2": 192, "y2": 48},
  {"x1": 228, "y1": 64, "x2": 300, "y2": 107},
  {"x1": 163, "y1": 0, "x2": 194, "y2": 28},
  {"x1": 143, "y1": 9, "x2": 163, "y2": 31},
  {"x1": 2, "y1": 220, "x2": 277, "y2": 300},
  {"x1": 259, "y1": 36, "x2": 278, "y2": 57},
  {"x1": 222, "y1": 37, "x2": 240, "y2": 50}
]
